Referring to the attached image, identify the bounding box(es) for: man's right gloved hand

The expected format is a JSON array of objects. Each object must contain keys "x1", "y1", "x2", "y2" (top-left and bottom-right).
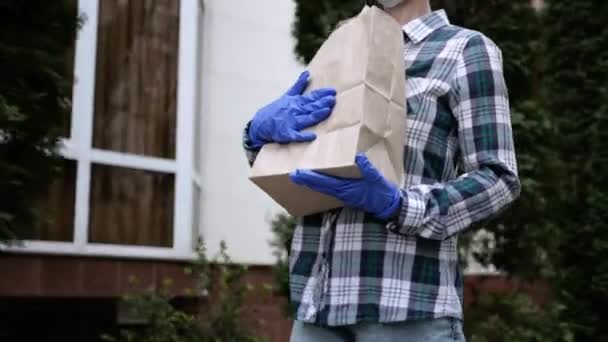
[{"x1": 248, "y1": 71, "x2": 337, "y2": 148}]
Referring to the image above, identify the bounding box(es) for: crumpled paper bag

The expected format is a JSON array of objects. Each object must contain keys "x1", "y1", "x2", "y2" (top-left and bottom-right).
[{"x1": 250, "y1": 6, "x2": 407, "y2": 217}]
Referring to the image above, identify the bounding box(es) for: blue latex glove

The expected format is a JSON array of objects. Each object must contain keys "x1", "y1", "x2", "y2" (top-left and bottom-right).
[
  {"x1": 249, "y1": 71, "x2": 337, "y2": 148},
  {"x1": 289, "y1": 153, "x2": 402, "y2": 220}
]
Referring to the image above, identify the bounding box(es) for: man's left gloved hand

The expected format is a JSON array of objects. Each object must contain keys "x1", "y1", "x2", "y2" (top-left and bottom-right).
[{"x1": 289, "y1": 153, "x2": 402, "y2": 220}]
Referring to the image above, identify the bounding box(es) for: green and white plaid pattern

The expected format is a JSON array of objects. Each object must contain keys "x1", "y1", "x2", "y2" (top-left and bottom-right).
[{"x1": 244, "y1": 10, "x2": 520, "y2": 326}]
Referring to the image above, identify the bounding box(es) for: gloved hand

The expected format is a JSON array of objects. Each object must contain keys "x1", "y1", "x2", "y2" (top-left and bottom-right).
[
  {"x1": 289, "y1": 153, "x2": 402, "y2": 220},
  {"x1": 248, "y1": 71, "x2": 337, "y2": 148}
]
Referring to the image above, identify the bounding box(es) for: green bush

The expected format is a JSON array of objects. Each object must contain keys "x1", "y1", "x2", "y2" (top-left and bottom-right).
[
  {"x1": 465, "y1": 293, "x2": 573, "y2": 342},
  {"x1": 269, "y1": 213, "x2": 297, "y2": 317},
  {"x1": 102, "y1": 240, "x2": 268, "y2": 342}
]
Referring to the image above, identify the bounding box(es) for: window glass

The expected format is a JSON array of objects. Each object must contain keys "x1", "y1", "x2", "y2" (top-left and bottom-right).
[
  {"x1": 88, "y1": 164, "x2": 174, "y2": 247},
  {"x1": 93, "y1": 0, "x2": 180, "y2": 159},
  {"x1": 28, "y1": 160, "x2": 77, "y2": 242}
]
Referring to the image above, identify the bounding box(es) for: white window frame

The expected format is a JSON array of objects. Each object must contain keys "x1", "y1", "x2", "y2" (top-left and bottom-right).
[{"x1": 5, "y1": 0, "x2": 203, "y2": 260}]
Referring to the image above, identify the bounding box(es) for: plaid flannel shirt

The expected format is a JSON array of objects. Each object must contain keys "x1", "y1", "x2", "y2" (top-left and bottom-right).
[{"x1": 243, "y1": 10, "x2": 520, "y2": 326}]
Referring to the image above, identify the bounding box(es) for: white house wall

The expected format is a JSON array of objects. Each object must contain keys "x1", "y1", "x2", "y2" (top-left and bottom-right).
[{"x1": 198, "y1": 0, "x2": 303, "y2": 265}]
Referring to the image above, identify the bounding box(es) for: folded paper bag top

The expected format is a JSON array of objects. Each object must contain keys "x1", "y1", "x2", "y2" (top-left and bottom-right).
[{"x1": 250, "y1": 5, "x2": 407, "y2": 217}]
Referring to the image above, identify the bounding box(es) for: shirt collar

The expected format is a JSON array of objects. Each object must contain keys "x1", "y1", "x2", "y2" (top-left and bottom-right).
[{"x1": 402, "y1": 9, "x2": 450, "y2": 44}]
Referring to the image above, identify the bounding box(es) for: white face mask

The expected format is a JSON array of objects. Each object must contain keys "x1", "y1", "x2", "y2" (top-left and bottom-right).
[{"x1": 375, "y1": 0, "x2": 404, "y2": 9}]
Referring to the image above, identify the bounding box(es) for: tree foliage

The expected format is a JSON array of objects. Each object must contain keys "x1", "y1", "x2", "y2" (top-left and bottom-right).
[
  {"x1": 541, "y1": 1, "x2": 608, "y2": 339},
  {"x1": 0, "y1": 0, "x2": 78, "y2": 243},
  {"x1": 293, "y1": 0, "x2": 362, "y2": 64},
  {"x1": 284, "y1": 0, "x2": 608, "y2": 340}
]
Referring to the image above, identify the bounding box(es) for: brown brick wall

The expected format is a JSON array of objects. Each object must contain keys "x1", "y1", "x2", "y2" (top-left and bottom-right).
[
  {"x1": 464, "y1": 274, "x2": 551, "y2": 307},
  {"x1": 0, "y1": 253, "x2": 550, "y2": 342},
  {"x1": 0, "y1": 253, "x2": 291, "y2": 341},
  {"x1": 239, "y1": 266, "x2": 293, "y2": 342},
  {"x1": 0, "y1": 253, "x2": 197, "y2": 297}
]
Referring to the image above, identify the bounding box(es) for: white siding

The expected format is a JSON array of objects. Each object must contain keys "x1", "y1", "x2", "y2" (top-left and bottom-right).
[{"x1": 198, "y1": 0, "x2": 302, "y2": 264}]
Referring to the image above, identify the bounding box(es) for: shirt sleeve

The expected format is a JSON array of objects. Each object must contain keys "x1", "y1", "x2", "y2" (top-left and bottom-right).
[
  {"x1": 243, "y1": 121, "x2": 260, "y2": 167},
  {"x1": 387, "y1": 34, "x2": 521, "y2": 240}
]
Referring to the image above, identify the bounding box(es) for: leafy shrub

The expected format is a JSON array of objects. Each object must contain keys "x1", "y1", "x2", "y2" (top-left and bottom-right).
[
  {"x1": 269, "y1": 213, "x2": 297, "y2": 317},
  {"x1": 102, "y1": 240, "x2": 268, "y2": 342},
  {"x1": 466, "y1": 293, "x2": 573, "y2": 342}
]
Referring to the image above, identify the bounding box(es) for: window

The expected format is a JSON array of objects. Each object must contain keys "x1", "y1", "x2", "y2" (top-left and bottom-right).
[
  {"x1": 88, "y1": 165, "x2": 175, "y2": 247},
  {"x1": 93, "y1": 0, "x2": 179, "y2": 159},
  {"x1": 29, "y1": 160, "x2": 77, "y2": 242},
  {"x1": 11, "y1": 0, "x2": 203, "y2": 260}
]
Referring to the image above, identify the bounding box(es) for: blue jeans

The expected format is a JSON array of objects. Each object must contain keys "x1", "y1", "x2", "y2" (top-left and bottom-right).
[{"x1": 290, "y1": 318, "x2": 465, "y2": 342}]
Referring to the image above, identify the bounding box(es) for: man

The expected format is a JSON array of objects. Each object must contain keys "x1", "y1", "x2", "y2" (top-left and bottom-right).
[{"x1": 243, "y1": 0, "x2": 520, "y2": 340}]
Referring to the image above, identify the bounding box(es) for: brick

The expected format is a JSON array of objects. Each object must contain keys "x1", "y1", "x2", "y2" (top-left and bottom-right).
[
  {"x1": 82, "y1": 259, "x2": 120, "y2": 296},
  {"x1": 244, "y1": 304, "x2": 292, "y2": 342},
  {"x1": 157, "y1": 262, "x2": 197, "y2": 296},
  {"x1": 41, "y1": 257, "x2": 83, "y2": 296},
  {"x1": 0, "y1": 254, "x2": 42, "y2": 296},
  {"x1": 119, "y1": 260, "x2": 157, "y2": 294}
]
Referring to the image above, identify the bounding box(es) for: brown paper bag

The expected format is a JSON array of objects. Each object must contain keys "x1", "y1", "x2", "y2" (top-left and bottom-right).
[{"x1": 250, "y1": 5, "x2": 407, "y2": 217}]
